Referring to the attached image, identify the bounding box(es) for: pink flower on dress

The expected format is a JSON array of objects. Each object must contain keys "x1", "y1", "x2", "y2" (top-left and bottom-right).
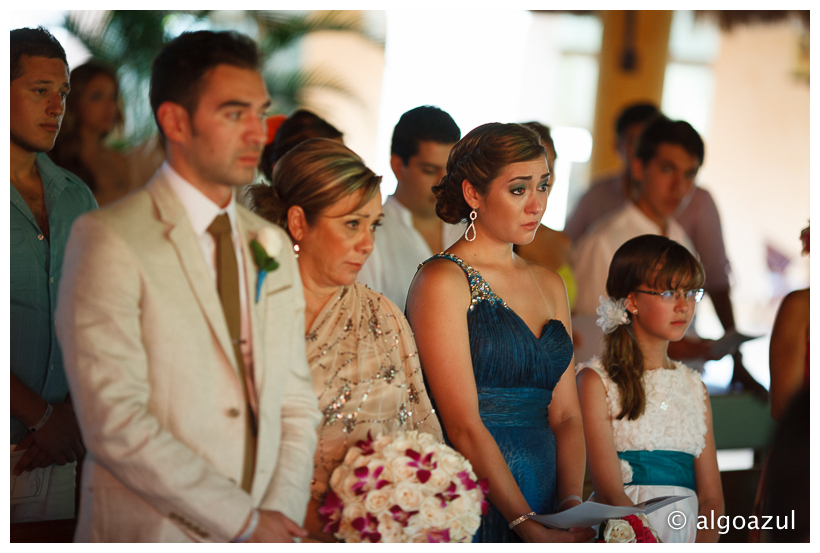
[
  {"x1": 351, "y1": 513, "x2": 381, "y2": 542},
  {"x1": 317, "y1": 489, "x2": 343, "y2": 534},
  {"x1": 434, "y1": 482, "x2": 460, "y2": 507},
  {"x1": 406, "y1": 449, "x2": 437, "y2": 484},
  {"x1": 352, "y1": 465, "x2": 389, "y2": 496},
  {"x1": 389, "y1": 505, "x2": 418, "y2": 527}
]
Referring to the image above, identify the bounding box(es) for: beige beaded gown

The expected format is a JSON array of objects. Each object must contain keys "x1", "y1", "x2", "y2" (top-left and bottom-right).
[{"x1": 303, "y1": 282, "x2": 442, "y2": 541}]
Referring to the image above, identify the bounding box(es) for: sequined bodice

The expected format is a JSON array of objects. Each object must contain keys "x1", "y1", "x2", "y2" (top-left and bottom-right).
[{"x1": 420, "y1": 252, "x2": 573, "y2": 389}]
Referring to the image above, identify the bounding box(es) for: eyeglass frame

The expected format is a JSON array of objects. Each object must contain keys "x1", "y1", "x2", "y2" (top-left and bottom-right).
[{"x1": 634, "y1": 288, "x2": 705, "y2": 303}]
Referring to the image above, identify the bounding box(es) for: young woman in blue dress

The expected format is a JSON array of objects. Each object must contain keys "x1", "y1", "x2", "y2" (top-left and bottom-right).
[{"x1": 406, "y1": 123, "x2": 592, "y2": 543}]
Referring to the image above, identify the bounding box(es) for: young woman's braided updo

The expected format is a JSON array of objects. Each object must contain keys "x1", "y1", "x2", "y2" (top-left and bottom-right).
[{"x1": 432, "y1": 122, "x2": 545, "y2": 224}]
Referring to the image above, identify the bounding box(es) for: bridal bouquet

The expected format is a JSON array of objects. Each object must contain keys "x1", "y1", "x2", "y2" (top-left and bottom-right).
[
  {"x1": 319, "y1": 430, "x2": 488, "y2": 543},
  {"x1": 597, "y1": 513, "x2": 660, "y2": 543}
]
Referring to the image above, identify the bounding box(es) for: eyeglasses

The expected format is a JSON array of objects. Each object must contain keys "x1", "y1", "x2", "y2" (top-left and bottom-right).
[{"x1": 635, "y1": 289, "x2": 705, "y2": 303}]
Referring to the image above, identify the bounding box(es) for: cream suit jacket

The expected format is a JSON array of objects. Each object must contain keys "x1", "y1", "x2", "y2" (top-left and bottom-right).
[{"x1": 55, "y1": 172, "x2": 321, "y2": 542}]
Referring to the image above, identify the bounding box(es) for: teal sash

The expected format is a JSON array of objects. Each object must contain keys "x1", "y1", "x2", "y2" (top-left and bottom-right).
[{"x1": 618, "y1": 450, "x2": 695, "y2": 490}]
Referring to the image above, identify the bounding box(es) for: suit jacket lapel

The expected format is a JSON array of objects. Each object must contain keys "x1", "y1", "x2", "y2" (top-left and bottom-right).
[{"x1": 147, "y1": 176, "x2": 239, "y2": 377}]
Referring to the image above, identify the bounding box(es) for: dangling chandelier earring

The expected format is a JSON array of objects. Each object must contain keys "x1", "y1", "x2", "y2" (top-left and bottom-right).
[{"x1": 464, "y1": 209, "x2": 477, "y2": 242}]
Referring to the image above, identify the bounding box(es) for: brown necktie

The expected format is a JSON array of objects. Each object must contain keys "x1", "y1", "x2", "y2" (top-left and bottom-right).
[{"x1": 207, "y1": 213, "x2": 257, "y2": 493}]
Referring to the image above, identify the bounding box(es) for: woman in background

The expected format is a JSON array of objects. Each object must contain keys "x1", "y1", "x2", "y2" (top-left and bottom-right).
[
  {"x1": 259, "y1": 109, "x2": 344, "y2": 181},
  {"x1": 768, "y1": 224, "x2": 810, "y2": 421},
  {"x1": 48, "y1": 61, "x2": 135, "y2": 206}
]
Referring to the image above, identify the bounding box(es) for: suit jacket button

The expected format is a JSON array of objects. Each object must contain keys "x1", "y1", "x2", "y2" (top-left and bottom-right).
[{"x1": 227, "y1": 408, "x2": 240, "y2": 418}]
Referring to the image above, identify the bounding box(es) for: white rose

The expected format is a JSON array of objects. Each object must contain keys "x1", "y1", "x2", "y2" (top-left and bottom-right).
[
  {"x1": 438, "y1": 451, "x2": 467, "y2": 476},
  {"x1": 446, "y1": 495, "x2": 474, "y2": 518},
  {"x1": 343, "y1": 447, "x2": 362, "y2": 466},
  {"x1": 342, "y1": 473, "x2": 362, "y2": 498},
  {"x1": 342, "y1": 502, "x2": 367, "y2": 524},
  {"x1": 424, "y1": 468, "x2": 451, "y2": 493},
  {"x1": 418, "y1": 496, "x2": 448, "y2": 528},
  {"x1": 390, "y1": 455, "x2": 418, "y2": 482},
  {"x1": 448, "y1": 517, "x2": 471, "y2": 543},
  {"x1": 620, "y1": 459, "x2": 634, "y2": 484},
  {"x1": 364, "y1": 488, "x2": 392, "y2": 514},
  {"x1": 603, "y1": 519, "x2": 636, "y2": 543},
  {"x1": 377, "y1": 513, "x2": 405, "y2": 543},
  {"x1": 391, "y1": 481, "x2": 423, "y2": 512},
  {"x1": 391, "y1": 436, "x2": 421, "y2": 457},
  {"x1": 417, "y1": 432, "x2": 439, "y2": 447},
  {"x1": 329, "y1": 465, "x2": 346, "y2": 491},
  {"x1": 373, "y1": 434, "x2": 393, "y2": 453},
  {"x1": 463, "y1": 512, "x2": 481, "y2": 535},
  {"x1": 256, "y1": 226, "x2": 282, "y2": 257}
]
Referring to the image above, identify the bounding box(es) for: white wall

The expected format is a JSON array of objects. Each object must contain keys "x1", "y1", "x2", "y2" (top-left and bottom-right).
[{"x1": 696, "y1": 20, "x2": 810, "y2": 387}]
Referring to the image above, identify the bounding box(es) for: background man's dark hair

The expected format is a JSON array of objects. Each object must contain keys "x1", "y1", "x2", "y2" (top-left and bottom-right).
[
  {"x1": 10, "y1": 27, "x2": 68, "y2": 81},
  {"x1": 615, "y1": 102, "x2": 660, "y2": 138},
  {"x1": 150, "y1": 30, "x2": 261, "y2": 137},
  {"x1": 635, "y1": 116, "x2": 705, "y2": 167},
  {"x1": 390, "y1": 105, "x2": 461, "y2": 165}
]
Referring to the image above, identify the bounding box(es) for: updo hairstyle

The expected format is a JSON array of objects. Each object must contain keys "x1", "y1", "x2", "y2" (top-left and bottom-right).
[
  {"x1": 248, "y1": 138, "x2": 382, "y2": 240},
  {"x1": 432, "y1": 122, "x2": 545, "y2": 224}
]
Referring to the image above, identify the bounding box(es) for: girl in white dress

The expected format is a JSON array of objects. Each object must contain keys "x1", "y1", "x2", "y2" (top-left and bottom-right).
[{"x1": 576, "y1": 235, "x2": 724, "y2": 542}]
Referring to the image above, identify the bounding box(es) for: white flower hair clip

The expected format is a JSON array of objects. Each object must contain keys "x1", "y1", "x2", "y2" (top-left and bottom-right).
[{"x1": 596, "y1": 295, "x2": 630, "y2": 334}]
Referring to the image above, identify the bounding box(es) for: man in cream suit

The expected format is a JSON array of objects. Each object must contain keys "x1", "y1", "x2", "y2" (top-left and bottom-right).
[{"x1": 55, "y1": 30, "x2": 321, "y2": 542}]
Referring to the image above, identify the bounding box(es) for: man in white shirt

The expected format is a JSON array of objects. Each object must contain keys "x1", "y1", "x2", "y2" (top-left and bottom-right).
[
  {"x1": 358, "y1": 106, "x2": 462, "y2": 311},
  {"x1": 55, "y1": 30, "x2": 320, "y2": 542},
  {"x1": 573, "y1": 117, "x2": 704, "y2": 315}
]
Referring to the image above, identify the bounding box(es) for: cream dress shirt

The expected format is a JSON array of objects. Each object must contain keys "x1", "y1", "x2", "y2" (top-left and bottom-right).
[{"x1": 357, "y1": 195, "x2": 465, "y2": 312}]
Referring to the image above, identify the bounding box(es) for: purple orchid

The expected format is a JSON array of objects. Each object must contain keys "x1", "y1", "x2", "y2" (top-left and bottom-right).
[
  {"x1": 355, "y1": 430, "x2": 376, "y2": 456},
  {"x1": 351, "y1": 512, "x2": 381, "y2": 543},
  {"x1": 389, "y1": 505, "x2": 418, "y2": 527},
  {"x1": 434, "y1": 481, "x2": 460, "y2": 508},
  {"x1": 317, "y1": 489, "x2": 343, "y2": 534},
  {"x1": 406, "y1": 449, "x2": 437, "y2": 483},
  {"x1": 456, "y1": 470, "x2": 477, "y2": 491},
  {"x1": 351, "y1": 465, "x2": 390, "y2": 496}
]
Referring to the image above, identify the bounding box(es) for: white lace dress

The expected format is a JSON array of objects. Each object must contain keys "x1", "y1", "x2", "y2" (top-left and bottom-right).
[{"x1": 577, "y1": 357, "x2": 707, "y2": 543}]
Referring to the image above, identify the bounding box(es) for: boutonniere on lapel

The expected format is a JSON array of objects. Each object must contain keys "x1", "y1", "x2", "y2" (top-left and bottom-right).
[{"x1": 250, "y1": 227, "x2": 281, "y2": 303}]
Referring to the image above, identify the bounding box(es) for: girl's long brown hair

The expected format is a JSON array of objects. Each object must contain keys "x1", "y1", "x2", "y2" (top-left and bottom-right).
[{"x1": 602, "y1": 234, "x2": 705, "y2": 420}]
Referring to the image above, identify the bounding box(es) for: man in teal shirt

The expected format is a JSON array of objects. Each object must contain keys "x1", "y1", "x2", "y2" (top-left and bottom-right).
[{"x1": 10, "y1": 27, "x2": 97, "y2": 523}]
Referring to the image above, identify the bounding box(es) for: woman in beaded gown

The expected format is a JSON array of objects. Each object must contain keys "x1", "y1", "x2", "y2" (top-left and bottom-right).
[
  {"x1": 406, "y1": 123, "x2": 593, "y2": 543},
  {"x1": 248, "y1": 139, "x2": 442, "y2": 542}
]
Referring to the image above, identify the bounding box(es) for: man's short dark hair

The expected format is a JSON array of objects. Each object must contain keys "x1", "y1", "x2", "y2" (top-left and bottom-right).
[
  {"x1": 635, "y1": 116, "x2": 705, "y2": 167},
  {"x1": 10, "y1": 27, "x2": 68, "y2": 81},
  {"x1": 150, "y1": 30, "x2": 261, "y2": 137},
  {"x1": 391, "y1": 106, "x2": 461, "y2": 165},
  {"x1": 615, "y1": 102, "x2": 660, "y2": 138}
]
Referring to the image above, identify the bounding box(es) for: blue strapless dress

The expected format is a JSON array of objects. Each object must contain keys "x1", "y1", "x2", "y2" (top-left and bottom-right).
[{"x1": 420, "y1": 253, "x2": 574, "y2": 543}]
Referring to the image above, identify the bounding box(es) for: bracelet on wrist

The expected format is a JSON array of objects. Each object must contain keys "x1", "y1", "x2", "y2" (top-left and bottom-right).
[
  {"x1": 557, "y1": 495, "x2": 582, "y2": 509},
  {"x1": 508, "y1": 511, "x2": 536, "y2": 530},
  {"x1": 232, "y1": 508, "x2": 259, "y2": 543},
  {"x1": 29, "y1": 403, "x2": 53, "y2": 433}
]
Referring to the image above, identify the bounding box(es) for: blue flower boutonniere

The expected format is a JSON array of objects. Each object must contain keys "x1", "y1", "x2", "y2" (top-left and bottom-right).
[{"x1": 251, "y1": 227, "x2": 281, "y2": 302}]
